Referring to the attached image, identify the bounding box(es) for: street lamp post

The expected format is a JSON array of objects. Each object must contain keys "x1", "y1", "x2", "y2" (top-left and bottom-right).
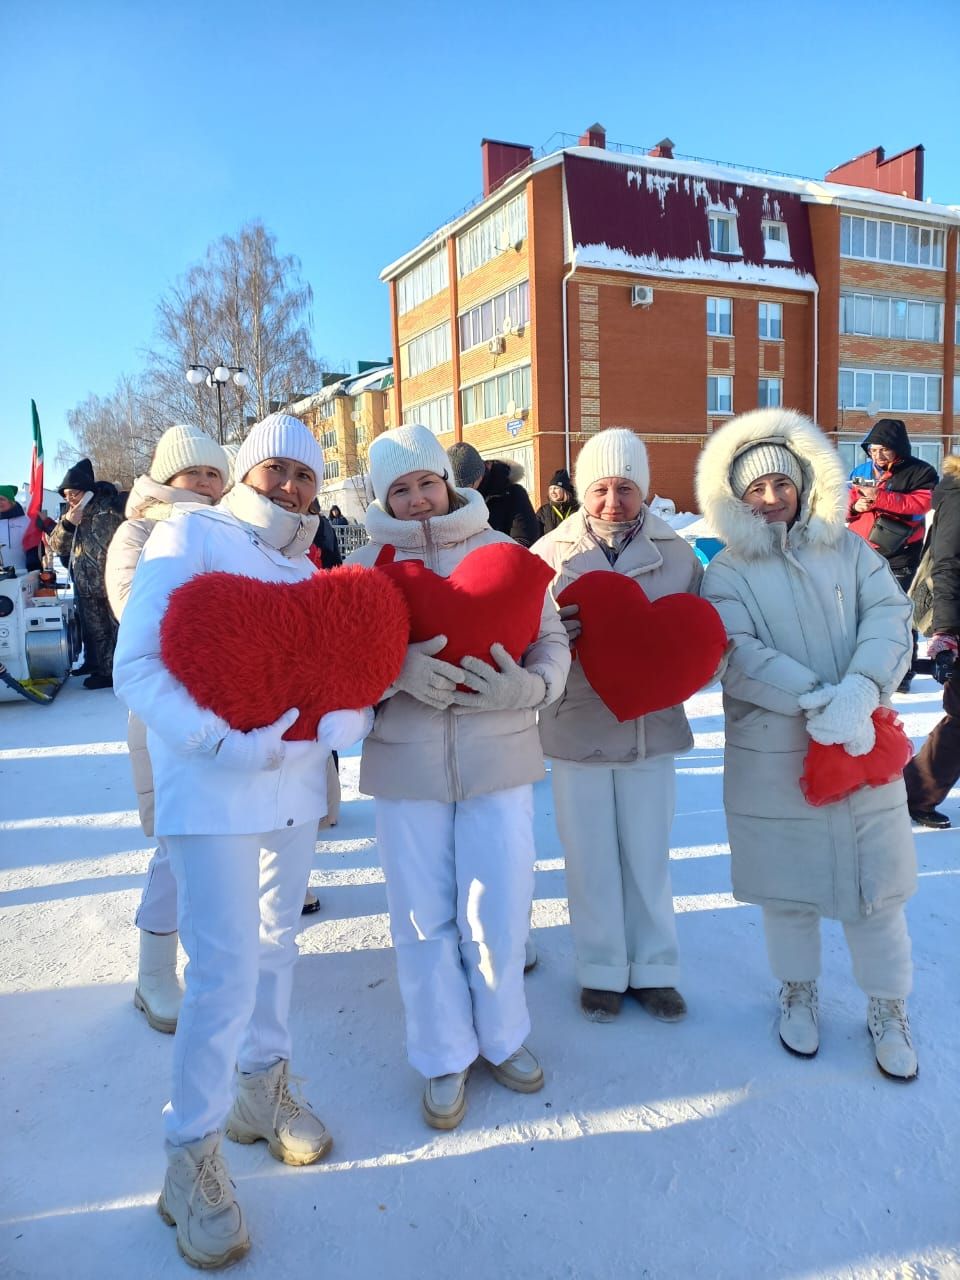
[{"x1": 186, "y1": 363, "x2": 249, "y2": 444}]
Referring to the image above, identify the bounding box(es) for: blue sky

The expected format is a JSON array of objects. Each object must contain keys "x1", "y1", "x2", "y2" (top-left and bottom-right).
[{"x1": 2, "y1": 0, "x2": 958, "y2": 490}]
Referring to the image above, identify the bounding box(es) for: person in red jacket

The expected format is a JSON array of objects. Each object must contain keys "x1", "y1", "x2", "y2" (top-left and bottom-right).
[{"x1": 847, "y1": 419, "x2": 938, "y2": 691}]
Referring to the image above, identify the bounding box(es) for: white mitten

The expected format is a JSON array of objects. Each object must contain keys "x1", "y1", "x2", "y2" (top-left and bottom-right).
[
  {"x1": 450, "y1": 643, "x2": 546, "y2": 712},
  {"x1": 215, "y1": 708, "x2": 300, "y2": 771},
  {"x1": 317, "y1": 707, "x2": 374, "y2": 751},
  {"x1": 799, "y1": 673, "x2": 879, "y2": 756},
  {"x1": 391, "y1": 635, "x2": 464, "y2": 710}
]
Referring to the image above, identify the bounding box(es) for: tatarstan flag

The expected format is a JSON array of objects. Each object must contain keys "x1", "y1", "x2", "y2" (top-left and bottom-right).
[{"x1": 22, "y1": 400, "x2": 44, "y2": 552}]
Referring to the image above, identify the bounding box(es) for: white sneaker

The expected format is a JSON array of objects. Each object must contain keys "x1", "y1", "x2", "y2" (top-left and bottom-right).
[
  {"x1": 486, "y1": 1044, "x2": 544, "y2": 1093},
  {"x1": 134, "y1": 930, "x2": 182, "y2": 1034},
  {"x1": 422, "y1": 1070, "x2": 469, "y2": 1130},
  {"x1": 225, "y1": 1060, "x2": 332, "y2": 1165},
  {"x1": 868, "y1": 997, "x2": 918, "y2": 1081},
  {"x1": 158, "y1": 1133, "x2": 250, "y2": 1270},
  {"x1": 778, "y1": 981, "x2": 819, "y2": 1057}
]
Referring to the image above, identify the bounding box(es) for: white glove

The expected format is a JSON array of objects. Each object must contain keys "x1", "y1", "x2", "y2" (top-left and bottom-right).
[
  {"x1": 558, "y1": 603, "x2": 581, "y2": 643},
  {"x1": 317, "y1": 707, "x2": 374, "y2": 751},
  {"x1": 798, "y1": 673, "x2": 879, "y2": 756},
  {"x1": 392, "y1": 635, "x2": 465, "y2": 710},
  {"x1": 215, "y1": 707, "x2": 301, "y2": 771},
  {"x1": 450, "y1": 643, "x2": 546, "y2": 712}
]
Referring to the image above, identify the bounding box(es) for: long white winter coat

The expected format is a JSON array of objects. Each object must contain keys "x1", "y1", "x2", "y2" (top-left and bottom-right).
[
  {"x1": 696, "y1": 408, "x2": 916, "y2": 922},
  {"x1": 105, "y1": 474, "x2": 217, "y2": 834},
  {"x1": 532, "y1": 507, "x2": 702, "y2": 764},
  {"x1": 113, "y1": 485, "x2": 329, "y2": 837},
  {"x1": 347, "y1": 489, "x2": 570, "y2": 802}
]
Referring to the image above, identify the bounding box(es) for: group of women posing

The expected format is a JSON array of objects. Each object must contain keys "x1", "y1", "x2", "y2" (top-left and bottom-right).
[{"x1": 113, "y1": 407, "x2": 920, "y2": 1271}]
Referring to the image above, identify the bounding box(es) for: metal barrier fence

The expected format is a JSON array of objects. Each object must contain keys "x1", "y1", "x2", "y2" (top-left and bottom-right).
[{"x1": 334, "y1": 524, "x2": 369, "y2": 558}]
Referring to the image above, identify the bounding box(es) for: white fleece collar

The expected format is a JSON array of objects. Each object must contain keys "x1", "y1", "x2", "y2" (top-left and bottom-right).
[
  {"x1": 364, "y1": 487, "x2": 491, "y2": 549},
  {"x1": 220, "y1": 483, "x2": 318, "y2": 558}
]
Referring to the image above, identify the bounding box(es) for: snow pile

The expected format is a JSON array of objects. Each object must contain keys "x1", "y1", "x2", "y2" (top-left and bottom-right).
[{"x1": 1, "y1": 679, "x2": 958, "y2": 1278}]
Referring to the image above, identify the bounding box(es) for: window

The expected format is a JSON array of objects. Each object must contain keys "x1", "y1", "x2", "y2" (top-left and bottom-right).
[
  {"x1": 320, "y1": 428, "x2": 337, "y2": 451},
  {"x1": 838, "y1": 367, "x2": 942, "y2": 413},
  {"x1": 758, "y1": 378, "x2": 783, "y2": 408},
  {"x1": 707, "y1": 375, "x2": 733, "y2": 414},
  {"x1": 402, "y1": 393, "x2": 454, "y2": 437},
  {"x1": 708, "y1": 212, "x2": 738, "y2": 255},
  {"x1": 397, "y1": 249, "x2": 449, "y2": 315},
  {"x1": 402, "y1": 323, "x2": 451, "y2": 377},
  {"x1": 459, "y1": 281, "x2": 530, "y2": 351},
  {"x1": 840, "y1": 215, "x2": 945, "y2": 269},
  {"x1": 457, "y1": 193, "x2": 527, "y2": 277},
  {"x1": 761, "y1": 221, "x2": 791, "y2": 260},
  {"x1": 759, "y1": 302, "x2": 783, "y2": 340},
  {"x1": 955, "y1": 374, "x2": 960, "y2": 412},
  {"x1": 322, "y1": 459, "x2": 340, "y2": 481},
  {"x1": 956, "y1": 305, "x2": 960, "y2": 345},
  {"x1": 706, "y1": 296, "x2": 732, "y2": 336},
  {"x1": 318, "y1": 398, "x2": 336, "y2": 420},
  {"x1": 840, "y1": 292, "x2": 942, "y2": 342},
  {"x1": 461, "y1": 364, "x2": 532, "y2": 425}
]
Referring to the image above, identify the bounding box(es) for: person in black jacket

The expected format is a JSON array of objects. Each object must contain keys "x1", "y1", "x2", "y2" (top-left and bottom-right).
[
  {"x1": 535, "y1": 469, "x2": 580, "y2": 539},
  {"x1": 49, "y1": 458, "x2": 125, "y2": 689},
  {"x1": 903, "y1": 453, "x2": 960, "y2": 828},
  {"x1": 447, "y1": 442, "x2": 539, "y2": 547},
  {"x1": 847, "y1": 419, "x2": 938, "y2": 691}
]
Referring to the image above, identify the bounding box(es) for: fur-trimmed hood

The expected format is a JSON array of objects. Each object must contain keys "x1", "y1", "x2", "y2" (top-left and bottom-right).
[
  {"x1": 125, "y1": 472, "x2": 217, "y2": 522},
  {"x1": 695, "y1": 408, "x2": 848, "y2": 559}
]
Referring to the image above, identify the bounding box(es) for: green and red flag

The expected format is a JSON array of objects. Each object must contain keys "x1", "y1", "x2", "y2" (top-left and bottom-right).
[{"x1": 22, "y1": 400, "x2": 44, "y2": 552}]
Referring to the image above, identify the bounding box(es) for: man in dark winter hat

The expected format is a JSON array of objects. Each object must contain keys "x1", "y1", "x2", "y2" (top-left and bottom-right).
[
  {"x1": 50, "y1": 457, "x2": 125, "y2": 689},
  {"x1": 446, "y1": 441, "x2": 486, "y2": 491},
  {"x1": 535, "y1": 469, "x2": 580, "y2": 539},
  {"x1": 847, "y1": 419, "x2": 938, "y2": 691},
  {"x1": 446, "y1": 441, "x2": 540, "y2": 547}
]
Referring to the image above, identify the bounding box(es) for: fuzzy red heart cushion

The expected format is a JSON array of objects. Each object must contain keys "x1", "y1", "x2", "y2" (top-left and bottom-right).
[
  {"x1": 556, "y1": 571, "x2": 727, "y2": 721},
  {"x1": 374, "y1": 541, "x2": 554, "y2": 668},
  {"x1": 160, "y1": 566, "x2": 410, "y2": 740},
  {"x1": 799, "y1": 706, "x2": 913, "y2": 807}
]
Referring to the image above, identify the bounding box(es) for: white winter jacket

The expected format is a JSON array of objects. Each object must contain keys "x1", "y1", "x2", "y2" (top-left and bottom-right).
[
  {"x1": 696, "y1": 409, "x2": 916, "y2": 922},
  {"x1": 113, "y1": 486, "x2": 329, "y2": 837},
  {"x1": 347, "y1": 490, "x2": 570, "y2": 802}
]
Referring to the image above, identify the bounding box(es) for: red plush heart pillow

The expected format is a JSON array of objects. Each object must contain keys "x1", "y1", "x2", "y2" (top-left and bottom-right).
[
  {"x1": 374, "y1": 542, "x2": 554, "y2": 668},
  {"x1": 556, "y1": 571, "x2": 727, "y2": 721},
  {"x1": 160, "y1": 565, "x2": 409, "y2": 740},
  {"x1": 799, "y1": 706, "x2": 913, "y2": 807}
]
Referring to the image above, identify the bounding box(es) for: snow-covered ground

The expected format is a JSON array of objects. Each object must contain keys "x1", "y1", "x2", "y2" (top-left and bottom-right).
[{"x1": 1, "y1": 677, "x2": 958, "y2": 1280}]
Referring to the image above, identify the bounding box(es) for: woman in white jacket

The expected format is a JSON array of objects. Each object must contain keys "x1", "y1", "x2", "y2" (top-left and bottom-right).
[
  {"x1": 106, "y1": 424, "x2": 229, "y2": 1035},
  {"x1": 348, "y1": 425, "x2": 570, "y2": 1131},
  {"x1": 696, "y1": 408, "x2": 918, "y2": 1082},
  {"x1": 114, "y1": 414, "x2": 372, "y2": 1270}
]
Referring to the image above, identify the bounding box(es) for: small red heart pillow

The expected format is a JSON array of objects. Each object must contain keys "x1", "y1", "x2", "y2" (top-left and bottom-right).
[
  {"x1": 557, "y1": 571, "x2": 727, "y2": 721},
  {"x1": 799, "y1": 706, "x2": 913, "y2": 807},
  {"x1": 160, "y1": 565, "x2": 410, "y2": 740},
  {"x1": 374, "y1": 541, "x2": 554, "y2": 668}
]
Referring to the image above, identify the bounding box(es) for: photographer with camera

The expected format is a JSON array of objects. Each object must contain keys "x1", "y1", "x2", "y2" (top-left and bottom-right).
[{"x1": 904, "y1": 454, "x2": 960, "y2": 829}]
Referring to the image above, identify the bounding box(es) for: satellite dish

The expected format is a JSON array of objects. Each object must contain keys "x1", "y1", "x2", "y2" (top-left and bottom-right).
[
  {"x1": 501, "y1": 315, "x2": 514, "y2": 336},
  {"x1": 506, "y1": 399, "x2": 517, "y2": 418},
  {"x1": 866, "y1": 400, "x2": 883, "y2": 417}
]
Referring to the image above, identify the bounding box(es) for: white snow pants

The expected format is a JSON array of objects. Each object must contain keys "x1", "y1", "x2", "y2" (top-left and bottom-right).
[
  {"x1": 762, "y1": 902, "x2": 913, "y2": 1000},
  {"x1": 162, "y1": 822, "x2": 318, "y2": 1146},
  {"x1": 552, "y1": 755, "x2": 679, "y2": 992},
  {"x1": 376, "y1": 785, "x2": 536, "y2": 1079},
  {"x1": 134, "y1": 840, "x2": 178, "y2": 934}
]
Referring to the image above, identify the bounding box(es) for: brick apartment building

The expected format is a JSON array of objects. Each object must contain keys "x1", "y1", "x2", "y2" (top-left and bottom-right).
[{"x1": 380, "y1": 125, "x2": 959, "y2": 511}]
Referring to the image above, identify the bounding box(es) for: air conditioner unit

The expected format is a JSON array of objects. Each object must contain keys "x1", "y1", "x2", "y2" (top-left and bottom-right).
[
  {"x1": 350, "y1": 410, "x2": 361, "y2": 422},
  {"x1": 488, "y1": 336, "x2": 506, "y2": 355},
  {"x1": 501, "y1": 315, "x2": 514, "y2": 336},
  {"x1": 631, "y1": 285, "x2": 654, "y2": 307}
]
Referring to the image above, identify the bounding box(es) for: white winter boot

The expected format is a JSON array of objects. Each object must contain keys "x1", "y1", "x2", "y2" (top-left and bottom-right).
[
  {"x1": 225, "y1": 1060, "x2": 332, "y2": 1166},
  {"x1": 867, "y1": 997, "x2": 918, "y2": 1081},
  {"x1": 134, "y1": 930, "x2": 182, "y2": 1034},
  {"x1": 778, "y1": 981, "x2": 819, "y2": 1057},
  {"x1": 422, "y1": 1069, "x2": 469, "y2": 1130},
  {"x1": 158, "y1": 1132, "x2": 250, "y2": 1269},
  {"x1": 486, "y1": 1044, "x2": 544, "y2": 1093}
]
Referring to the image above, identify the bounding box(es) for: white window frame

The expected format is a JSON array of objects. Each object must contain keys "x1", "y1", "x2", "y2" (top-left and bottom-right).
[
  {"x1": 397, "y1": 249, "x2": 449, "y2": 316},
  {"x1": 320, "y1": 428, "x2": 337, "y2": 451},
  {"x1": 402, "y1": 322, "x2": 452, "y2": 378},
  {"x1": 955, "y1": 304, "x2": 960, "y2": 345},
  {"x1": 322, "y1": 459, "x2": 340, "y2": 481},
  {"x1": 758, "y1": 377, "x2": 783, "y2": 408},
  {"x1": 706, "y1": 296, "x2": 732, "y2": 337},
  {"x1": 318, "y1": 398, "x2": 336, "y2": 420},
  {"x1": 838, "y1": 366, "x2": 942, "y2": 414},
  {"x1": 839, "y1": 292, "x2": 942, "y2": 342},
  {"x1": 460, "y1": 363, "x2": 532, "y2": 426},
  {"x1": 402, "y1": 393, "x2": 454, "y2": 437},
  {"x1": 708, "y1": 211, "x2": 739, "y2": 255},
  {"x1": 707, "y1": 375, "x2": 733, "y2": 415},
  {"x1": 759, "y1": 302, "x2": 783, "y2": 340},
  {"x1": 840, "y1": 214, "x2": 945, "y2": 269},
  {"x1": 457, "y1": 193, "x2": 528, "y2": 278},
  {"x1": 761, "y1": 220, "x2": 791, "y2": 260},
  {"x1": 459, "y1": 281, "x2": 530, "y2": 352}
]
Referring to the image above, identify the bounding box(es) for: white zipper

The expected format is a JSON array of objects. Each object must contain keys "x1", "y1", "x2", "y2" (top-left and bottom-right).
[{"x1": 835, "y1": 585, "x2": 849, "y2": 642}]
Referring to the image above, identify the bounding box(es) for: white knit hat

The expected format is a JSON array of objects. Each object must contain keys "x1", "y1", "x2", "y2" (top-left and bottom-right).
[
  {"x1": 149, "y1": 425, "x2": 230, "y2": 484},
  {"x1": 574, "y1": 428, "x2": 650, "y2": 500},
  {"x1": 234, "y1": 413, "x2": 323, "y2": 488},
  {"x1": 369, "y1": 424, "x2": 451, "y2": 503},
  {"x1": 729, "y1": 442, "x2": 804, "y2": 499}
]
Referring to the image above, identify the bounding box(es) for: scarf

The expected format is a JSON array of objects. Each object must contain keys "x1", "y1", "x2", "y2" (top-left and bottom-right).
[
  {"x1": 221, "y1": 483, "x2": 319, "y2": 559},
  {"x1": 586, "y1": 512, "x2": 645, "y2": 565}
]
